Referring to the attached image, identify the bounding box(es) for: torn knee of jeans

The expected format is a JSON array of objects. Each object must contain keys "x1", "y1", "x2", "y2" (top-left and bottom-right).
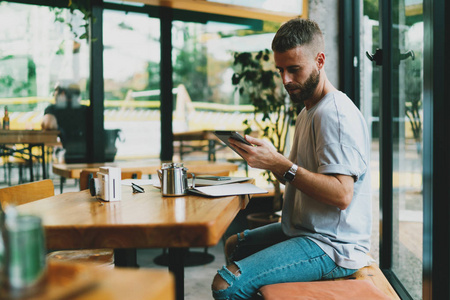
[{"x1": 213, "y1": 264, "x2": 241, "y2": 291}]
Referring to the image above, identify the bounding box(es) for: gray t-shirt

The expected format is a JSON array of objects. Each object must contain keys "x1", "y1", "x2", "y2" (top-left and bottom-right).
[{"x1": 282, "y1": 91, "x2": 373, "y2": 270}]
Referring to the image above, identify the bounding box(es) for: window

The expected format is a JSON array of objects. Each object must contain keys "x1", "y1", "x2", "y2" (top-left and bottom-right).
[
  {"x1": 103, "y1": 9, "x2": 161, "y2": 159},
  {"x1": 0, "y1": 2, "x2": 89, "y2": 129}
]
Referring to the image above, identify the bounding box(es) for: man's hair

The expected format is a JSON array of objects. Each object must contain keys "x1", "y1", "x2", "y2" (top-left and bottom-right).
[
  {"x1": 54, "y1": 81, "x2": 81, "y2": 101},
  {"x1": 272, "y1": 18, "x2": 324, "y2": 53}
]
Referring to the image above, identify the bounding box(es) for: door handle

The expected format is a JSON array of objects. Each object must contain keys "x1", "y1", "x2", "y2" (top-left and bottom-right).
[
  {"x1": 365, "y1": 48, "x2": 383, "y2": 65},
  {"x1": 366, "y1": 49, "x2": 415, "y2": 65},
  {"x1": 399, "y1": 50, "x2": 415, "y2": 61}
]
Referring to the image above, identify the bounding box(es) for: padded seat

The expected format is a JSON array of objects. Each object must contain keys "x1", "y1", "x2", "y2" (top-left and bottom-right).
[{"x1": 259, "y1": 263, "x2": 400, "y2": 300}]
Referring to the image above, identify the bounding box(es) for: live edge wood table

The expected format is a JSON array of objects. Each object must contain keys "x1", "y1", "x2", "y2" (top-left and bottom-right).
[
  {"x1": 0, "y1": 129, "x2": 59, "y2": 181},
  {"x1": 17, "y1": 183, "x2": 251, "y2": 300}
]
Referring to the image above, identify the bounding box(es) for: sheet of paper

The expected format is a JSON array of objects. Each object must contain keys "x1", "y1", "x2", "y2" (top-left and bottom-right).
[{"x1": 188, "y1": 183, "x2": 268, "y2": 197}]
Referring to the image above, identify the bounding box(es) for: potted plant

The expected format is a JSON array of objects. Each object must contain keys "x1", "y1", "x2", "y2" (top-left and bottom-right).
[{"x1": 231, "y1": 49, "x2": 302, "y2": 221}]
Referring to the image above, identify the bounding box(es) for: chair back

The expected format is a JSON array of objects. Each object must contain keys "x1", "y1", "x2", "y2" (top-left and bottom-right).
[
  {"x1": 79, "y1": 169, "x2": 143, "y2": 190},
  {"x1": 0, "y1": 179, "x2": 55, "y2": 208}
]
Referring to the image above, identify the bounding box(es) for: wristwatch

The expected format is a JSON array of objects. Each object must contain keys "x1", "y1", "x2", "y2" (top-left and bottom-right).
[{"x1": 283, "y1": 163, "x2": 298, "y2": 182}]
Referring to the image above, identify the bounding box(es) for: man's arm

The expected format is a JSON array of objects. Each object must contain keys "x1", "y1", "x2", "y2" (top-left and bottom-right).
[
  {"x1": 41, "y1": 113, "x2": 58, "y2": 130},
  {"x1": 229, "y1": 135, "x2": 354, "y2": 210}
]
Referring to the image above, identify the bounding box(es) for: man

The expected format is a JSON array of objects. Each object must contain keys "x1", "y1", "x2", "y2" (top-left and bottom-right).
[
  {"x1": 41, "y1": 81, "x2": 89, "y2": 163},
  {"x1": 211, "y1": 18, "x2": 372, "y2": 300}
]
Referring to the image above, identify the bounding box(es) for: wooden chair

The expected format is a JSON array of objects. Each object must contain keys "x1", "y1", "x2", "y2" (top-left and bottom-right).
[
  {"x1": 0, "y1": 179, "x2": 54, "y2": 208},
  {"x1": 0, "y1": 179, "x2": 114, "y2": 268},
  {"x1": 79, "y1": 169, "x2": 143, "y2": 191}
]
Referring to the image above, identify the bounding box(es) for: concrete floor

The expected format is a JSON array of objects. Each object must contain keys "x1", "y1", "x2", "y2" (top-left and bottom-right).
[{"x1": 137, "y1": 246, "x2": 225, "y2": 300}]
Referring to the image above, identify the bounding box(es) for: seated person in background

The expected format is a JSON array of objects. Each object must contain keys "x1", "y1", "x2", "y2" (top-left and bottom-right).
[{"x1": 41, "y1": 81, "x2": 88, "y2": 163}]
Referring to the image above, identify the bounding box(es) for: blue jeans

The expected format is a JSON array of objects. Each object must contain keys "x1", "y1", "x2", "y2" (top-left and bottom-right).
[{"x1": 212, "y1": 223, "x2": 357, "y2": 300}]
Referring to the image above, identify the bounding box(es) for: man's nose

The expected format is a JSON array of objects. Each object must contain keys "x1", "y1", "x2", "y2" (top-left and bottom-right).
[{"x1": 281, "y1": 72, "x2": 292, "y2": 85}]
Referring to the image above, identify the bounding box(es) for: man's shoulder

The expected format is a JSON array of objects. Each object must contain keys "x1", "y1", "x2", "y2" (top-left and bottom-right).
[
  {"x1": 44, "y1": 104, "x2": 57, "y2": 115},
  {"x1": 317, "y1": 91, "x2": 358, "y2": 114}
]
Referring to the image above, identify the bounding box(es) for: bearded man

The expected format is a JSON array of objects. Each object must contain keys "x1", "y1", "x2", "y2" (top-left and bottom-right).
[{"x1": 211, "y1": 18, "x2": 372, "y2": 300}]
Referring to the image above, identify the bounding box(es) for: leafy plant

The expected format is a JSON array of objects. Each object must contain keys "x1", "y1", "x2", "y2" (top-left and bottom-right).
[
  {"x1": 51, "y1": 0, "x2": 96, "y2": 42},
  {"x1": 232, "y1": 49, "x2": 301, "y2": 211}
]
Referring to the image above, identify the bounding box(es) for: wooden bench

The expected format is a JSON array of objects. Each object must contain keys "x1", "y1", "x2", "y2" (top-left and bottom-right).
[{"x1": 259, "y1": 263, "x2": 400, "y2": 300}]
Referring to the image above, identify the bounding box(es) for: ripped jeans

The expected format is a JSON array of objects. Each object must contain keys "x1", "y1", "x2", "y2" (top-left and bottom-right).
[{"x1": 212, "y1": 223, "x2": 357, "y2": 300}]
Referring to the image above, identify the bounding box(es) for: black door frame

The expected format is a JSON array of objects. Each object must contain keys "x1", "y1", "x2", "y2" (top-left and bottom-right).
[
  {"x1": 423, "y1": 1, "x2": 450, "y2": 299},
  {"x1": 370, "y1": 0, "x2": 450, "y2": 299}
]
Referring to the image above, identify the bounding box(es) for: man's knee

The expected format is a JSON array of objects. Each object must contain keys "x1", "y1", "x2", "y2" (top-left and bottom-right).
[
  {"x1": 224, "y1": 232, "x2": 243, "y2": 263},
  {"x1": 212, "y1": 263, "x2": 240, "y2": 292}
]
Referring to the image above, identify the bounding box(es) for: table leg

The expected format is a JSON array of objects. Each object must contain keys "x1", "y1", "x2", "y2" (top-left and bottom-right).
[
  {"x1": 59, "y1": 176, "x2": 65, "y2": 194},
  {"x1": 114, "y1": 248, "x2": 139, "y2": 267},
  {"x1": 208, "y1": 140, "x2": 216, "y2": 161},
  {"x1": 41, "y1": 144, "x2": 47, "y2": 179},
  {"x1": 28, "y1": 145, "x2": 34, "y2": 182},
  {"x1": 168, "y1": 248, "x2": 185, "y2": 300},
  {"x1": 179, "y1": 141, "x2": 184, "y2": 161}
]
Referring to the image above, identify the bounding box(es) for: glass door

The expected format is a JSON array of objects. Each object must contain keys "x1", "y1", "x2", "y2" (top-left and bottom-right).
[
  {"x1": 390, "y1": 1, "x2": 423, "y2": 299},
  {"x1": 363, "y1": 0, "x2": 423, "y2": 299}
]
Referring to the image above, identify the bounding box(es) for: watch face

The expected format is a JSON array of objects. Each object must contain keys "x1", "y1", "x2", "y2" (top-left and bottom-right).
[{"x1": 284, "y1": 171, "x2": 295, "y2": 182}]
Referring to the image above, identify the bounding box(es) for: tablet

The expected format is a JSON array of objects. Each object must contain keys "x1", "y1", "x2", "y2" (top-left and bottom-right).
[{"x1": 213, "y1": 130, "x2": 252, "y2": 158}]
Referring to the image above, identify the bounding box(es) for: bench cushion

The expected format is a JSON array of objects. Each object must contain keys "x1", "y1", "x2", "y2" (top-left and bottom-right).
[{"x1": 259, "y1": 280, "x2": 391, "y2": 300}]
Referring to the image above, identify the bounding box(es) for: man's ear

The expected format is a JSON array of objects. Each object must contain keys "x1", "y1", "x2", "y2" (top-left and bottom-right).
[{"x1": 316, "y1": 52, "x2": 325, "y2": 70}]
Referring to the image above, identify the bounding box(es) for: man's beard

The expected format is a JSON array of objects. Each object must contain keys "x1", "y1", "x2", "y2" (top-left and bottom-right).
[{"x1": 286, "y1": 69, "x2": 320, "y2": 104}]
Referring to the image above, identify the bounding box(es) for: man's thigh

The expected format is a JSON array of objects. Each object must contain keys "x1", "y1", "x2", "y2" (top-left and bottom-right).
[{"x1": 235, "y1": 236, "x2": 335, "y2": 284}]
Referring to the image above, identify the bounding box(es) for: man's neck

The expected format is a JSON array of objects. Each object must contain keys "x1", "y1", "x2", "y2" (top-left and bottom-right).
[{"x1": 304, "y1": 76, "x2": 337, "y2": 110}]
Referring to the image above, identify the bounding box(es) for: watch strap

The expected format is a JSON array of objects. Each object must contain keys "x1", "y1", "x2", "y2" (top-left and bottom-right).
[{"x1": 283, "y1": 163, "x2": 298, "y2": 182}]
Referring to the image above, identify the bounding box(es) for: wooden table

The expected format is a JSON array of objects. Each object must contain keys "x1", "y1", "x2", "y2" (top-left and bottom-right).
[
  {"x1": 53, "y1": 160, "x2": 239, "y2": 192},
  {"x1": 0, "y1": 129, "x2": 59, "y2": 181},
  {"x1": 173, "y1": 130, "x2": 223, "y2": 161},
  {"x1": 17, "y1": 184, "x2": 251, "y2": 300},
  {"x1": 27, "y1": 261, "x2": 174, "y2": 300}
]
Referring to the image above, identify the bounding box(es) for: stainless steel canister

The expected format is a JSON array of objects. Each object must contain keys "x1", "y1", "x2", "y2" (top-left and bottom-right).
[
  {"x1": 157, "y1": 162, "x2": 195, "y2": 196},
  {"x1": 0, "y1": 211, "x2": 47, "y2": 298}
]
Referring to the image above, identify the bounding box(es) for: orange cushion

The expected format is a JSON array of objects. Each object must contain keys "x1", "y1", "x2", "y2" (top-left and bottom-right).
[{"x1": 259, "y1": 280, "x2": 391, "y2": 300}]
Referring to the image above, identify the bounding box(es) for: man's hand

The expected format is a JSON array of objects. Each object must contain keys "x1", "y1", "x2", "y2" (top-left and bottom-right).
[{"x1": 228, "y1": 135, "x2": 281, "y2": 170}]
